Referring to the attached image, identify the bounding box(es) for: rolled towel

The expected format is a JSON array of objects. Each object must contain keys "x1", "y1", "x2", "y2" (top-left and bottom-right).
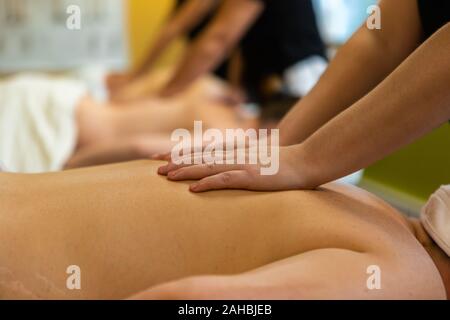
[
  {"x1": 421, "y1": 185, "x2": 450, "y2": 257},
  {"x1": 0, "y1": 73, "x2": 87, "y2": 173}
]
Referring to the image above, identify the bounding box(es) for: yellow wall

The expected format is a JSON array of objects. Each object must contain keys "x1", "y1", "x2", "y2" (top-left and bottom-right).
[{"x1": 126, "y1": 0, "x2": 184, "y2": 69}]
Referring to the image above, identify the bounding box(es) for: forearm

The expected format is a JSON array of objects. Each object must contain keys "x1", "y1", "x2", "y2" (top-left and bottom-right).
[
  {"x1": 297, "y1": 23, "x2": 450, "y2": 187},
  {"x1": 168, "y1": 0, "x2": 219, "y2": 36},
  {"x1": 278, "y1": 0, "x2": 423, "y2": 146},
  {"x1": 160, "y1": 34, "x2": 229, "y2": 96},
  {"x1": 134, "y1": 0, "x2": 219, "y2": 77},
  {"x1": 161, "y1": 0, "x2": 263, "y2": 96},
  {"x1": 279, "y1": 28, "x2": 414, "y2": 146}
]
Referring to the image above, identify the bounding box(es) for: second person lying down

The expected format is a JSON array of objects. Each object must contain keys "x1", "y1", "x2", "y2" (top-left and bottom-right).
[{"x1": 0, "y1": 71, "x2": 256, "y2": 173}]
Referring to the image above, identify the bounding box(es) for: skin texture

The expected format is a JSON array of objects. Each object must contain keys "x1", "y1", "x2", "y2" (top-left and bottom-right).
[
  {"x1": 0, "y1": 161, "x2": 447, "y2": 299},
  {"x1": 157, "y1": 0, "x2": 450, "y2": 192}
]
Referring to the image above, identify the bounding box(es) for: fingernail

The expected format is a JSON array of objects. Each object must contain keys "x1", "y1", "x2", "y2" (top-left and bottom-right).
[
  {"x1": 157, "y1": 166, "x2": 166, "y2": 174},
  {"x1": 168, "y1": 171, "x2": 178, "y2": 179},
  {"x1": 190, "y1": 183, "x2": 199, "y2": 191}
]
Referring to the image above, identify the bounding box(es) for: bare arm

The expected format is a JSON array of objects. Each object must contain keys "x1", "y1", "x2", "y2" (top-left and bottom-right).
[
  {"x1": 296, "y1": 22, "x2": 450, "y2": 187},
  {"x1": 157, "y1": 22, "x2": 450, "y2": 193},
  {"x1": 132, "y1": 248, "x2": 444, "y2": 300},
  {"x1": 160, "y1": 0, "x2": 264, "y2": 97},
  {"x1": 107, "y1": 0, "x2": 218, "y2": 94},
  {"x1": 279, "y1": 0, "x2": 423, "y2": 146},
  {"x1": 132, "y1": 0, "x2": 220, "y2": 78}
]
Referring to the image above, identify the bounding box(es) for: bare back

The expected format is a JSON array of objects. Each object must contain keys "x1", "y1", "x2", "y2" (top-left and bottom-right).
[{"x1": 0, "y1": 161, "x2": 444, "y2": 299}]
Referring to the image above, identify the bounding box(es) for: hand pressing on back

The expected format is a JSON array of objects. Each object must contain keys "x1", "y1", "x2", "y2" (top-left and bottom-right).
[{"x1": 156, "y1": 145, "x2": 319, "y2": 192}]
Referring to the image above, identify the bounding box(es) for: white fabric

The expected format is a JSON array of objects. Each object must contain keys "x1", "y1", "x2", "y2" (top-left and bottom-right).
[
  {"x1": 284, "y1": 55, "x2": 328, "y2": 97},
  {"x1": 0, "y1": 73, "x2": 87, "y2": 173},
  {"x1": 421, "y1": 185, "x2": 450, "y2": 257},
  {"x1": 67, "y1": 66, "x2": 109, "y2": 102}
]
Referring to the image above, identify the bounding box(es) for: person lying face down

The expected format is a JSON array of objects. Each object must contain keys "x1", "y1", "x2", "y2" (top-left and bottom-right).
[
  {"x1": 0, "y1": 161, "x2": 448, "y2": 299},
  {"x1": 0, "y1": 71, "x2": 256, "y2": 173}
]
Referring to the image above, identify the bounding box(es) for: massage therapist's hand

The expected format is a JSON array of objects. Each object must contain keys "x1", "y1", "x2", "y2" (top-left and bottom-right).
[{"x1": 157, "y1": 146, "x2": 317, "y2": 192}]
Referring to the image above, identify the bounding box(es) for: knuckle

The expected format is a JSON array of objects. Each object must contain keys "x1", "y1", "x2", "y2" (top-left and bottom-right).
[
  {"x1": 170, "y1": 169, "x2": 183, "y2": 179},
  {"x1": 220, "y1": 172, "x2": 233, "y2": 185},
  {"x1": 247, "y1": 166, "x2": 259, "y2": 177},
  {"x1": 178, "y1": 167, "x2": 194, "y2": 178}
]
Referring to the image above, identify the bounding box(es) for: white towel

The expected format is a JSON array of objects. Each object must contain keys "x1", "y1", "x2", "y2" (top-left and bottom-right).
[
  {"x1": 421, "y1": 185, "x2": 450, "y2": 257},
  {"x1": 0, "y1": 73, "x2": 87, "y2": 173}
]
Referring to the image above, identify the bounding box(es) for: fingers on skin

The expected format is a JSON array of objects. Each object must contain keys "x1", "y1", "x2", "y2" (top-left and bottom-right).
[
  {"x1": 158, "y1": 162, "x2": 193, "y2": 175},
  {"x1": 190, "y1": 170, "x2": 253, "y2": 192},
  {"x1": 157, "y1": 153, "x2": 206, "y2": 175},
  {"x1": 157, "y1": 149, "x2": 257, "y2": 176},
  {"x1": 167, "y1": 164, "x2": 247, "y2": 181},
  {"x1": 155, "y1": 149, "x2": 266, "y2": 192}
]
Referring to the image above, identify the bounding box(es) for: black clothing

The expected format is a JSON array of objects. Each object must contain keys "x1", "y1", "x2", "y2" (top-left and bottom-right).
[
  {"x1": 240, "y1": 0, "x2": 325, "y2": 102},
  {"x1": 176, "y1": 0, "x2": 326, "y2": 103},
  {"x1": 418, "y1": 0, "x2": 450, "y2": 40}
]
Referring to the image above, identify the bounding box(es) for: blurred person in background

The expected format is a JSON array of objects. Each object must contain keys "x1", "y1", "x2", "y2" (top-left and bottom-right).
[
  {"x1": 0, "y1": 70, "x2": 256, "y2": 173},
  {"x1": 109, "y1": 0, "x2": 327, "y2": 106}
]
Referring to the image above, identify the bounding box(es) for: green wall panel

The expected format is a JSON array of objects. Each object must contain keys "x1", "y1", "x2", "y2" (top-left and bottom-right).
[{"x1": 364, "y1": 124, "x2": 450, "y2": 201}]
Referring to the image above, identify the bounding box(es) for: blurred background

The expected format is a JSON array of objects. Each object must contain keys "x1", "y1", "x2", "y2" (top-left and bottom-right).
[
  {"x1": 0, "y1": 0, "x2": 377, "y2": 72},
  {"x1": 0, "y1": 0, "x2": 127, "y2": 71},
  {"x1": 0, "y1": 0, "x2": 449, "y2": 214}
]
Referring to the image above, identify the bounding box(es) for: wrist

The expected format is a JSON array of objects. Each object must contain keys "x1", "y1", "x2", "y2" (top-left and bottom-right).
[{"x1": 287, "y1": 144, "x2": 322, "y2": 189}]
